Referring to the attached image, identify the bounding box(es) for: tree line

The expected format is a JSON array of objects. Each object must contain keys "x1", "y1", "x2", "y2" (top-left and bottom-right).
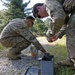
[{"x1": 0, "y1": 0, "x2": 50, "y2": 35}]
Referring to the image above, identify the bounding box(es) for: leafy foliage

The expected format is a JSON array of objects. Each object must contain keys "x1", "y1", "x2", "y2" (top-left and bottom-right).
[
  {"x1": 32, "y1": 18, "x2": 47, "y2": 35},
  {"x1": 1, "y1": 0, "x2": 31, "y2": 19},
  {"x1": 0, "y1": 10, "x2": 9, "y2": 32},
  {"x1": 0, "y1": 0, "x2": 31, "y2": 32}
]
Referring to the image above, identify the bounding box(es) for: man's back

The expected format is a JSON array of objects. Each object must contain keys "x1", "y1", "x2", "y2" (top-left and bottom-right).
[{"x1": 0, "y1": 18, "x2": 27, "y2": 39}]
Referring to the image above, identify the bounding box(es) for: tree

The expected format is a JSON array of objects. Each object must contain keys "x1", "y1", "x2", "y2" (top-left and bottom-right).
[
  {"x1": 1, "y1": 0, "x2": 31, "y2": 20},
  {"x1": 0, "y1": 10, "x2": 9, "y2": 32},
  {"x1": 0, "y1": 0, "x2": 31, "y2": 32},
  {"x1": 33, "y1": 18, "x2": 47, "y2": 35}
]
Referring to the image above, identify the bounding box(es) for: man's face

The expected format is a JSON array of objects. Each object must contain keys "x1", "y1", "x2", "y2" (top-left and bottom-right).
[
  {"x1": 36, "y1": 5, "x2": 48, "y2": 18},
  {"x1": 29, "y1": 19, "x2": 34, "y2": 25},
  {"x1": 27, "y1": 19, "x2": 34, "y2": 27}
]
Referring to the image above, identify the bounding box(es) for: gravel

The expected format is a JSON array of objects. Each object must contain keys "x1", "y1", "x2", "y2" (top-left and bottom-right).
[
  {"x1": 0, "y1": 37, "x2": 50, "y2": 75},
  {"x1": 0, "y1": 51, "x2": 40, "y2": 75}
]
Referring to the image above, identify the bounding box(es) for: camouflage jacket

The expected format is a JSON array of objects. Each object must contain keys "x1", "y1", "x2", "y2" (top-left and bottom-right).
[
  {"x1": 0, "y1": 18, "x2": 46, "y2": 53},
  {"x1": 45, "y1": 0, "x2": 66, "y2": 38},
  {"x1": 45, "y1": 0, "x2": 75, "y2": 38}
]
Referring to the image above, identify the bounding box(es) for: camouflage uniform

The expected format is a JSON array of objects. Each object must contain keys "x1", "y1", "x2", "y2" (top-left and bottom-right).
[
  {"x1": 0, "y1": 18, "x2": 45, "y2": 54},
  {"x1": 45, "y1": 0, "x2": 66, "y2": 38},
  {"x1": 45, "y1": 0, "x2": 75, "y2": 59}
]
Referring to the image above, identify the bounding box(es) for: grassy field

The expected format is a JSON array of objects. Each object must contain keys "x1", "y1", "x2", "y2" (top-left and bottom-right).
[
  {"x1": 0, "y1": 36, "x2": 75, "y2": 75},
  {"x1": 37, "y1": 36, "x2": 75, "y2": 75},
  {"x1": 49, "y1": 37, "x2": 75, "y2": 75}
]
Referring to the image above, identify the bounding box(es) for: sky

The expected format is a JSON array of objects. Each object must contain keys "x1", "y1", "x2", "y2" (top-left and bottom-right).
[
  {"x1": 0, "y1": 0, "x2": 45, "y2": 10},
  {"x1": 0, "y1": 1, "x2": 6, "y2": 10}
]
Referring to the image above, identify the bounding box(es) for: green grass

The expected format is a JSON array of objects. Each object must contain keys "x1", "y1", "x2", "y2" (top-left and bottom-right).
[
  {"x1": 55, "y1": 67, "x2": 75, "y2": 75},
  {"x1": 46, "y1": 36, "x2": 75, "y2": 75},
  {"x1": 37, "y1": 36, "x2": 75, "y2": 75},
  {"x1": 48, "y1": 44, "x2": 67, "y2": 62},
  {"x1": 0, "y1": 44, "x2": 5, "y2": 51}
]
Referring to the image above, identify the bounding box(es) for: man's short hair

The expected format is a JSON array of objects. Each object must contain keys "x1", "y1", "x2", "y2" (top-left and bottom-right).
[
  {"x1": 26, "y1": 16, "x2": 35, "y2": 20},
  {"x1": 32, "y1": 3, "x2": 43, "y2": 18}
]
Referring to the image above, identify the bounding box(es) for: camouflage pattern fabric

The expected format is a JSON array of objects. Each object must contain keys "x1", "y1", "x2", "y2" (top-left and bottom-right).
[
  {"x1": 46, "y1": 20, "x2": 54, "y2": 38},
  {"x1": 44, "y1": 0, "x2": 66, "y2": 38},
  {"x1": 44, "y1": 0, "x2": 75, "y2": 59},
  {"x1": 63, "y1": 0, "x2": 75, "y2": 12},
  {"x1": 0, "y1": 18, "x2": 46, "y2": 54},
  {"x1": 66, "y1": 14, "x2": 75, "y2": 59}
]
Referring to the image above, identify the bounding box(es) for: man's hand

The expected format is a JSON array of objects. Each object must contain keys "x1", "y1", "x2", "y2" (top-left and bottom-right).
[
  {"x1": 51, "y1": 35, "x2": 58, "y2": 41},
  {"x1": 47, "y1": 34, "x2": 59, "y2": 42}
]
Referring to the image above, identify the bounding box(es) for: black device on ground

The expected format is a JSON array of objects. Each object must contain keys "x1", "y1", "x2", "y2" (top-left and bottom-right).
[
  {"x1": 25, "y1": 54, "x2": 54, "y2": 75},
  {"x1": 41, "y1": 54, "x2": 54, "y2": 75}
]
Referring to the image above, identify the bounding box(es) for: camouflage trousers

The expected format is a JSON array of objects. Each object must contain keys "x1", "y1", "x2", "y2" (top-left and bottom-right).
[
  {"x1": 1, "y1": 36, "x2": 31, "y2": 54},
  {"x1": 66, "y1": 14, "x2": 75, "y2": 59}
]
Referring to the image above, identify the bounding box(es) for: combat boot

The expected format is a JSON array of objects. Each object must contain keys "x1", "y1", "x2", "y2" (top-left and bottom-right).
[
  {"x1": 7, "y1": 52, "x2": 21, "y2": 60},
  {"x1": 57, "y1": 59, "x2": 73, "y2": 66}
]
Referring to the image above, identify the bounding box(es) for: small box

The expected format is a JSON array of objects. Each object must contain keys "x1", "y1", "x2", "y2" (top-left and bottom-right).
[
  {"x1": 40, "y1": 55, "x2": 54, "y2": 75},
  {"x1": 25, "y1": 66, "x2": 39, "y2": 75}
]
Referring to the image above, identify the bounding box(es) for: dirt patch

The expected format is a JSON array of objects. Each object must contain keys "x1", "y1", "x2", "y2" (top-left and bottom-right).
[{"x1": 0, "y1": 36, "x2": 52, "y2": 75}]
